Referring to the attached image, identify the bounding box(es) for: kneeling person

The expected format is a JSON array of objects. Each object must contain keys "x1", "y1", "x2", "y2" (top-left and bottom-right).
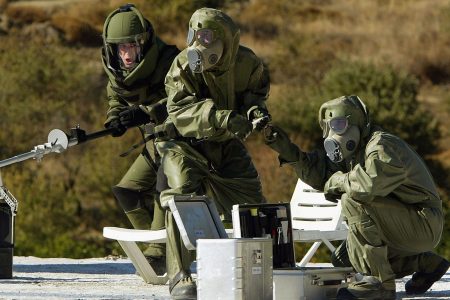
[{"x1": 266, "y1": 95, "x2": 448, "y2": 300}]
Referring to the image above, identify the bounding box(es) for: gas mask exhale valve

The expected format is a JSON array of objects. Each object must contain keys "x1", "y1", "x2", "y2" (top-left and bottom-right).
[{"x1": 324, "y1": 125, "x2": 360, "y2": 163}]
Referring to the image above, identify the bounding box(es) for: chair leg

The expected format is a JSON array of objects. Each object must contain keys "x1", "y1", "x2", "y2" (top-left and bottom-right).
[
  {"x1": 298, "y1": 241, "x2": 322, "y2": 267},
  {"x1": 117, "y1": 240, "x2": 168, "y2": 285},
  {"x1": 321, "y1": 238, "x2": 336, "y2": 252}
]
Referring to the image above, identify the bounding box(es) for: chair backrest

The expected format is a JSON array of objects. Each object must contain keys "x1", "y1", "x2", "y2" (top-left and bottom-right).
[{"x1": 290, "y1": 179, "x2": 345, "y2": 231}]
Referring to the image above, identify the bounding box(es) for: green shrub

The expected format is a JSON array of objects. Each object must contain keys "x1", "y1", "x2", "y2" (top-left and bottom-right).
[
  {"x1": 320, "y1": 62, "x2": 441, "y2": 157},
  {"x1": 268, "y1": 85, "x2": 324, "y2": 150},
  {"x1": 0, "y1": 37, "x2": 134, "y2": 258}
]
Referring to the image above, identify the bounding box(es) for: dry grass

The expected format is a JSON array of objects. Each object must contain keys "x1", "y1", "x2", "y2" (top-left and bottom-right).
[
  {"x1": 0, "y1": 0, "x2": 8, "y2": 10},
  {"x1": 50, "y1": 15, "x2": 101, "y2": 46},
  {"x1": 5, "y1": 4, "x2": 50, "y2": 25}
]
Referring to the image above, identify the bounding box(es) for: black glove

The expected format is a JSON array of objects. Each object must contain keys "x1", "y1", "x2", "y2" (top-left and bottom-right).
[
  {"x1": 250, "y1": 107, "x2": 271, "y2": 131},
  {"x1": 324, "y1": 193, "x2": 340, "y2": 203},
  {"x1": 107, "y1": 119, "x2": 127, "y2": 137},
  {"x1": 227, "y1": 112, "x2": 252, "y2": 140},
  {"x1": 119, "y1": 105, "x2": 151, "y2": 128},
  {"x1": 264, "y1": 125, "x2": 299, "y2": 162}
]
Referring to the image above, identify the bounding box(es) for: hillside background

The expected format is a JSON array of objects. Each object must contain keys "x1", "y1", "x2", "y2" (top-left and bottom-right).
[{"x1": 0, "y1": 0, "x2": 449, "y2": 261}]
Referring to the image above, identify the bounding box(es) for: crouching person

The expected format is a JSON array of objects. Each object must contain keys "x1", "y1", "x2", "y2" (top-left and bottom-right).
[{"x1": 265, "y1": 95, "x2": 448, "y2": 300}]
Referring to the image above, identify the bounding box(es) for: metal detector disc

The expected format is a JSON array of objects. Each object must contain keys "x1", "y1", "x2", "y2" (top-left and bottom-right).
[{"x1": 48, "y1": 129, "x2": 69, "y2": 151}]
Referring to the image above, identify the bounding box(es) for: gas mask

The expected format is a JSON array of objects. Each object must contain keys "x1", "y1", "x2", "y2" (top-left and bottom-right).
[
  {"x1": 186, "y1": 28, "x2": 224, "y2": 73},
  {"x1": 322, "y1": 117, "x2": 360, "y2": 163}
]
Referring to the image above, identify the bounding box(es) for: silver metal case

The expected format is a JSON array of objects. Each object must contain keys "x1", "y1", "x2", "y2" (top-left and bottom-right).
[
  {"x1": 273, "y1": 266, "x2": 354, "y2": 300},
  {"x1": 197, "y1": 238, "x2": 273, "y2": 300}
]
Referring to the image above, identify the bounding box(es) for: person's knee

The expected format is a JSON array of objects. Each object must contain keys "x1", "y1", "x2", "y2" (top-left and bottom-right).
[
  {"x1": 340, "y1": 193, "x2": 371, "y2": 221},
  {"x1": 112, "y1": 186, "x2": 142, "y2": 212}
]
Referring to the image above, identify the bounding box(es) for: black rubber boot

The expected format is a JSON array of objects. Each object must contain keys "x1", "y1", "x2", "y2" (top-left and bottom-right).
[
  {"x1": 405, "y1": 257, "x2": 450, "y2": 295},
  {"x1": 169, "y1": 271, "x2": 197, "y2": 300}
]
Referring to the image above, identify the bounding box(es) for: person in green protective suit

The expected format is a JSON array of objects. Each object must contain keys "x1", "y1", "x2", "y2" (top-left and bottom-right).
[
  {"x1": 156, "y1": 7, "x2": 271, "y2": 299},
  {"x1": 265, "y1": 95, "x2": 448, "y2": 300},
  {"x1": 101, "y1": 4, "x2": 179, "y2": 275}
]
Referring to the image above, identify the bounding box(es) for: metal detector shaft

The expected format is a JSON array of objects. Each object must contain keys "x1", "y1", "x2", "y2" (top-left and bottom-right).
[
  {"x1": 0, "y1": 152, "x2": 38, "y2": 168},
  {"x1": 0, "y1": 126, "x2": 116, "y2": 169}
]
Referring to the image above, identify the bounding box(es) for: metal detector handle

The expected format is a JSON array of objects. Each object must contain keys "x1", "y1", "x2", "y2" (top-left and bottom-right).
[{"x1": 67, "y1": 127, "x2": 116, "y2": 147}]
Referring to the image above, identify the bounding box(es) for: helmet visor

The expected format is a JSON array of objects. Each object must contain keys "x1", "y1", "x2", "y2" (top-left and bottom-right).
[{"x1": 187, "y1": 28, "x2": 216, "y2": 47}]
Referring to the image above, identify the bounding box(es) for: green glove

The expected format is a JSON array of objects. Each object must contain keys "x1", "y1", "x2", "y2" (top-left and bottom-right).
[
  {"x1": 264, "y1": 125, "x2": 299, "y2": 162},
  {"x1": 324, "y1": 171, "x2": 346, "y2": 202},
  {"x1": 227, "y1": 112, "x2": 252, "y2": 140}
]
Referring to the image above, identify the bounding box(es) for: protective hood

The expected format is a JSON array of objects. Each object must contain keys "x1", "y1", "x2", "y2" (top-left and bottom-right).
[
  {"x1": 188, "y1": 8, "x2": 240, "y2": 73},
  {"x1": 187, "y1": 8, "x2": 241, "y2": 111},
  {"x1": 102, "y1": 4, "x2": 154, "y2": 72},
  {"x1": 319, "y1": 95, "x2": 371, "y2": 138},
  {"x1": 102, "y1": 34, "x2": 159, "y2": 85},
  {"x1": 319, "y1": 95, "x2": 370, "y2": 162}
]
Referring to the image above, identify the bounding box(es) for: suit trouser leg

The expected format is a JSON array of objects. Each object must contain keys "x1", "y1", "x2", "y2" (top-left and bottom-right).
[
  {"x1": 160, "y1": 150, "x2": 206, "y2": 280},
  {"x1": 341, "y1": 193, "x2": 443, "y2": 283},
  {"x1": 115, "y1": 152, "x2": 165, "y2": 257},
  {"x1": 159, "y1": 144, "x2": 265, "y2": 281}
]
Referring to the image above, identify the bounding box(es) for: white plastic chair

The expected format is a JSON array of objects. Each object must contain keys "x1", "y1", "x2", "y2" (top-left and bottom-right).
[
  {"x1": 103, "y1": 194, "x2": 235, "y2": 285},
  {"x1": 290, "y1": 179, "x2": 348, "y2": 267},
  {"x1": 103, "y1": 227, "x2": 169, "y2": 285}
]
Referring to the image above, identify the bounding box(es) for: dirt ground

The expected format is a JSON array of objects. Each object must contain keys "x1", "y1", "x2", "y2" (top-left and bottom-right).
[{"x1": 0, "y1": 256, "x2": 448, "y2": 299}]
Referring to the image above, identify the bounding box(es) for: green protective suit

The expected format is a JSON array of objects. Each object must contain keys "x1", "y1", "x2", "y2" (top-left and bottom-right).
[
  {"x1": 102, "y1": 15, "x2": 179, "y2": 258},
  {"x1": 157, "y1": 8, "x2": 269, "y2": 281},
  {"x1": 271, "y1": 123, "x2": 444, "y2": 285}
]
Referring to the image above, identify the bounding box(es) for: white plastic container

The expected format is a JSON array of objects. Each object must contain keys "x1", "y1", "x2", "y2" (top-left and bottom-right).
[{"x1": 197, "y1": 238, "x2": 273, "y2": 300}]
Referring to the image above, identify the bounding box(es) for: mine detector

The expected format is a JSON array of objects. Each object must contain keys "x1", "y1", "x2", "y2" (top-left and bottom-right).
[
  {"x1": 0, "y1": 116, "x2": 268, "y2": 279},
  {"x1": 0, "y1": 126, "x2": 116, "y2": 279}
]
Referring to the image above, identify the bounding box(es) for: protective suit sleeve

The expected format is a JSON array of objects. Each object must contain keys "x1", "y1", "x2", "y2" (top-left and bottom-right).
[
  {"x1": 241, "y1": 59, "x2": 270, "y2": 117},
  {"x1": 291, "y1": 149, "x2": 343, "y2": 191},
  {"x1": 165, "y1": 57, "x2": 231, "y2": 139},
  {"x1": 324, "y1": 171, "x2": 347, "y2": 195},
  {"x1": 339, "y1": 139, "x2": 406, "y2": 203},
  {"x1": 104, "y1": 83, "x2": 128, "y2": 126}
]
